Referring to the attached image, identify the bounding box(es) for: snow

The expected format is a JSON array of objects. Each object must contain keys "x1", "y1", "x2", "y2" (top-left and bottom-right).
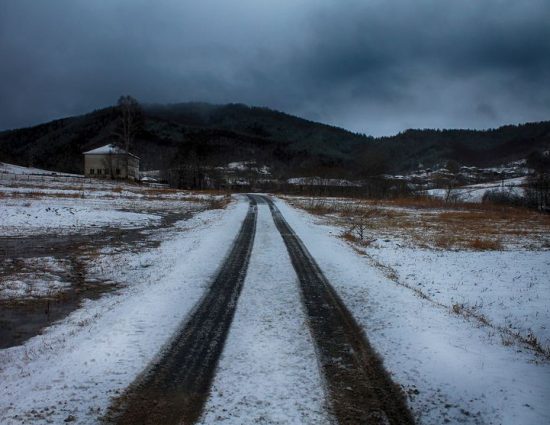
[
  {"x1": 0, "y1": 199, "x2": 161, "y2": 236},
  {"x1": 225, "y1": 161, "x2": 270, "y2": 175},
  {"x1": 2, "y1": 188, "x2": 549, "y2": 424},
  {"x1": 0, "y1": 162, "x2": 79, "y2": 176},
  {"x1": 0, "y1": 257, "x2": 70, "y2": 300},
  {"x1": 199, "y1": 203, "x2": 330, "y2": 424},
  {"x1": 427, "y1": 177, "x2": 526, "y2": 202},
  {"x1": 274, "y1": 197, "x2": 550, "y2": 424},
  {"x1": 0, "y1": 177, "x2": 217, "y2": 236},
  {"x1": 365, "y1": 247, "x2": 550, "y2": 351},
  {"x1": 227, "y1": 161, "x2": 254, "y2": 170},
  {"x1": 0, "y1": 278, "x2": 69, "y2": 300},
  {"x1": 0, "y1": 197, "x2": 249, "y2": 424},
  {"x1": 287, "y1": 177, "x2": 361, "y2": 186},
  {"x1": 82, "y1": 144, "x2": 133, "y2": 156}
]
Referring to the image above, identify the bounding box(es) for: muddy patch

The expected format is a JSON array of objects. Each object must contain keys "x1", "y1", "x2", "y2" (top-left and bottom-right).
[
  {"x1": 0, "y1": 278, "x2": 120, "y2": 349},
  {"x1": 0, "y1": 210, "x2": 196, "y2": 349},
  {"x1": 0, "y1": 210, "x2": 193, "y2": 260},
  {"x1": 0, "y1": 256, "x2": 122, "y2": 349}
]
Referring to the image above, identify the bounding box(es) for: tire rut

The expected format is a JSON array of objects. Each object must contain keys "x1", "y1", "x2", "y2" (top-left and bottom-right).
[
  {"x1": 255, "y1": 195, "x2": 415, "y2": 425},
  {"x1": 104, "y1": 197, "x2": 258, "y2": 425}
]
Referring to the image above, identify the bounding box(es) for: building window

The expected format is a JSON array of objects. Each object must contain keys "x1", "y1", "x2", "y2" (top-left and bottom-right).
[
  {"x1": 104, "y1": 169, "x2": 109, "y2": 175},
  {"x1": 97, "y1": 169, "x2": 102, "y2": 175},
  {"x1": 90, "y1": 169, "x2": 95, "y2": 174},
  {"x1": 116, "y1": 168, "x2": 121, "y2": 175}
]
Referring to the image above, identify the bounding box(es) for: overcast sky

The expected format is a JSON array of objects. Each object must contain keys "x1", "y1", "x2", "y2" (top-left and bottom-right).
[{"x1": 1, "y1": 0, "x2": 549, "y2": 136}]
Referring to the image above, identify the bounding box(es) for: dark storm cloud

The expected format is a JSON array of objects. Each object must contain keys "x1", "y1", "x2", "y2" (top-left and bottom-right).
[
  {"x1": 1, "y1": 0, "x2": 549, "y2": 136},
  {"x1": 286, "y1": 0, "x2": 550, "y2": 134}
]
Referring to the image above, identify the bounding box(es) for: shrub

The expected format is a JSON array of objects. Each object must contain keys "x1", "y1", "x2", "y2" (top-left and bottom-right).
[{"x1": 206, "y1": 196, "x2": 230, "y2": 210}]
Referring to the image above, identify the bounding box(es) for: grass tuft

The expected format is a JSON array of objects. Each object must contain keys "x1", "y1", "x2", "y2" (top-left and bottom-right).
[{"x1": 468, "y1": 238, "x2": 502, "y2": 250}]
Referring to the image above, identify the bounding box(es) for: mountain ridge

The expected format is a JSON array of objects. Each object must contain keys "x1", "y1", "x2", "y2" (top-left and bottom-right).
[{"x1": 0, "y1": 102, "x2": 548, "y2": 176}]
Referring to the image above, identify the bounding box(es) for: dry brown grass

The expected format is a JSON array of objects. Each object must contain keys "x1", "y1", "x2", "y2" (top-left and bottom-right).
[
  {"x1": 2, "y1": 185, "x2": 188, "y2": 201},
  {"x1": 206, "y1": 196, "x2": 231, "y2": 210},
  {"x1": 8, "y1": 191, "x2": 85, "y2": 199},
  {"x1": 144, "y1": 188, "x2": 181, "y2": 196},
  {"x1": 341, "y1": 231, "x2": 358, "y2": 242},
  {"x1": 380, "y1": 196, "x2": 453, "y2": 210},
  {"x1": 434, "y1": 235, "x2": 462, "y2": 249},
  {"x1": 192, "y1": 189, "x2": 232, "y2": 196},
  {"x1": 288, "y1": 195, "x2": 550, "y2": 251},
  {"x1": 301, "y1": 199, "x2": 342, "y2": 215},
  {"x1": 469, "y1": 238, "x2": 503, "y2": 250},
  {"x1": 380, "y1": 196, "x2": 539, "y2": 216}
]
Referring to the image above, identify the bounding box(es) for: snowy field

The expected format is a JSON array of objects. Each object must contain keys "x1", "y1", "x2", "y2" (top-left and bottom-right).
[
  {"x1": 0, "y1": 198, "x2": 161, "y2": 236},
  {"x1": 0, "y1": 169, "x2": 222, "y2": 237},
  {"x1": 366, "y1": 247, "x2": 549, "y2": 351},
  {"x1": 427, "y1": 177, "x2": 526, "y2": 202},
  {"x1": 0, "y1": 166, "x2": 228, "y2": 305},
  {"x1": 282, "y1": 195, "x2": 550, "y2": 424},
  {"x1": 0, "y1": 257, "x2": 71, "y2": 300},
  {"x1": 1, "y1": 170, "x2": 549, "y2": 424}
]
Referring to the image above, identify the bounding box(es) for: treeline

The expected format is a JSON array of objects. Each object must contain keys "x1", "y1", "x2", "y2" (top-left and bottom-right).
[{"x1": 525, "y1": 151, "x2": 550, "y2": 211}]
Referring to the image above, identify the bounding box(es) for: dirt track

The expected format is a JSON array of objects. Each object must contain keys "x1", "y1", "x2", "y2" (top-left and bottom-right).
[
  {"x1": 105, "y1": 197, "x2": 258, "y2": 425},
  {"x1": 256, "y1": 195, "x2": 414, "y2": 425}
]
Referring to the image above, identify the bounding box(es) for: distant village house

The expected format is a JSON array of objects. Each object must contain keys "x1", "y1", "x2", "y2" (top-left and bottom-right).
[{"x1": 83, "y1": 144, "x2": 139, "y2": 180}]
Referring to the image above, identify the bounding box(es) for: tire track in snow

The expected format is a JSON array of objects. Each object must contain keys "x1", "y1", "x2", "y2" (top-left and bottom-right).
[
  {"x1": 197, "y1": 201, "x2": 330, "y2": 424},
  {"x1": 105, "y1": 196, "x2": 258, "y2": 425},
  {"x1": 257, "y1": 195, "x2": 415, "y2": 425}
]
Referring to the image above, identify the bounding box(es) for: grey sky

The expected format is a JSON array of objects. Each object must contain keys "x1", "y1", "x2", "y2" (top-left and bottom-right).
[{"x1": 1, "y1": 0, "x2": 549, "y2": 136}]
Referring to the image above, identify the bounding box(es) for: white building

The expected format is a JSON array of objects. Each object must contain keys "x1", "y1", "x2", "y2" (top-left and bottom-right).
[{"x1": 83, "y1": 144, "x2": 139, "y2": 180}]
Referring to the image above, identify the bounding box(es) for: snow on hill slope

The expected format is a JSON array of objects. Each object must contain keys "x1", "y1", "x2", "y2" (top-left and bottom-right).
[
  {"x1": 0, "y1": 162, "x2": 80, "y2": 176},
  {"x1": 427, "y1": 177, "x2": 526, "y2": 202}
]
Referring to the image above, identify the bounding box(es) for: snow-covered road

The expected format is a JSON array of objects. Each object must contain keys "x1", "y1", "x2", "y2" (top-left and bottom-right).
[{"x1": 199, "y1": 201, "x2": 330, "y2": 424}]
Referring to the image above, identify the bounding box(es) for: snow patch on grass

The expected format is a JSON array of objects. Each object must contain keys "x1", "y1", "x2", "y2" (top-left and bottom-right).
[
  {"x1": 0, "y1": 199, "x2": 161, "y2": 236},
  {"x1": 365, "y1": 247, "x2": 550, "y2": 352}
]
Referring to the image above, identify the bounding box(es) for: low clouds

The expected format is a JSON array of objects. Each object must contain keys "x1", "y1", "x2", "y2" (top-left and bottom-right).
[{"x1": 1, "y1": 0, "x2": 549, "y2": 135}]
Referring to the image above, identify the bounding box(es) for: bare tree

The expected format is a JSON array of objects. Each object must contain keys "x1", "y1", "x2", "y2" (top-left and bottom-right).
[
  {"x1": 113, "y1": 95, "x2": 142, "y2": 153},
  {"x1": 113, "y1": 95, "x2": 142, "y2": 178},
  {"x1": 346, "y1": 206, "x2": 380, "y2": 242}
]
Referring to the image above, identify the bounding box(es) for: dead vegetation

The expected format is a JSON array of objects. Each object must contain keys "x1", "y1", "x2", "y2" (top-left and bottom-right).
[
  {"x1": 206, "y1": 195, "x2": 232, "y2": 210},
  {"x1": 363, "y1": 253, "x2": 550, "y2": 358},
  {"x1": 449, "y1": 301, "x2": 549, "y2": 357},
  {"x1": 8, "y1": 191, "x2": 86, "y2": 199},
  {"x1": 286, "y1": 195, "x2": 550, "y2": 250},
  {"x1": 0, "y1": 183, "x2": 234, "y2": 213}
]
